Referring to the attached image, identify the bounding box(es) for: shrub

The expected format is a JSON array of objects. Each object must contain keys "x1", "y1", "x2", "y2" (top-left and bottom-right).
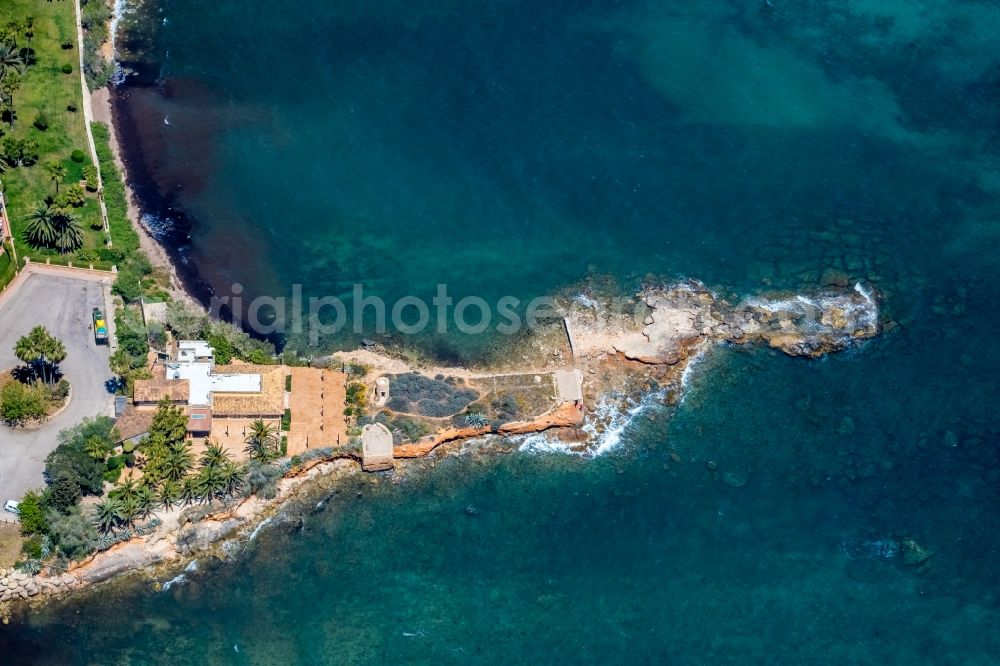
[
  {"x1": 76, "y1": 248, "x2": 99, "y2": 263},
  {"x1": 67, "y1": 102, "x2": 77, "y2": 112},
  {"x1": 56, "y1": 184, "x2": 87, "y2": 208},
  {"x1": 386, "y1": 373, "x2": 478, "y2": 417},
  {"x1": 21, "y1": 535, "x2": 46, "y2": 560},
  {"x1": 49, "y1": 379, "x2": 70, "y2": 403},
  {"x1": 103, "y1": 455, "x2": 125, "y2": 483},
  {"x1": 92, "y1": 122, "x2": 141, "y2": 254},
  {"x1": 246, "y1": 462, "x2": 283, "y2": 499},
  {"x1": 15, "y1": 559, "x2": 42, "y2": 575},
  {"x1": 45, "y1": 416, "x2": 117, "y2": 496},
  {"x1": 33, "y1": 113, "x2": 49, "y2": 131},
  {"x1": 146, "y1": 321, "x2": 167, "y2": 349},
  {"x1": 1, "y1": 380, "x2": 48, "y2": 425},
  {"x1": 47, "y1": 505, "x2": 97, "y2": 560},
  {"x1": 62, "y1": 63, "x2": 73, "y2": 74},
  {"x1": 17, "y1": 490, "x2": 49, "y2": 536},
  {"x1": 82, "y1": 165, "x2": 99, "y2": 191},
  {"x1": 112, "y1": 271, "x2": 143, "y2": 302},
  {"x1": 46, "y1": 474, "x2": 82, "y2": 513},
  {"x1": 281, "y1": 408, "x2": 291, "y2": 431},
  {"x1": 71, "y1": 149, "x2": 85, "y2": 162},
  {"x1": 61, "y1": 40, "x2": 73, "y2": 50},
  {"x1": 99, "y1": 246, "x2": 126, "y2": 264},
  {"x1": 388, "y1": 416, "x2": 430, "y2": 443}
]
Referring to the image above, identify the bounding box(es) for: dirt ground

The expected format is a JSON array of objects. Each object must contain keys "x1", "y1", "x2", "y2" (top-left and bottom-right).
[{"x1": 0, "y1": 523, "x2": 24, "y2": 567}]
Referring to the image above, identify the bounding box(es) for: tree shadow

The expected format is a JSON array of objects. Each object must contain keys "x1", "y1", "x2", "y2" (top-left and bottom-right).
[
  {"x1": 18, "y1": 47, "x2": 36, "y2": 66},
  {"x1": 10, "y1": 365, "x2": 35, "y2": 383}
]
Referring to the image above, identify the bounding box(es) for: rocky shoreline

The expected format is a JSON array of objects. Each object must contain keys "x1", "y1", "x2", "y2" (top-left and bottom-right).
[{"x1": 0, "y1": 277, "x2": 882, "y2": 618}]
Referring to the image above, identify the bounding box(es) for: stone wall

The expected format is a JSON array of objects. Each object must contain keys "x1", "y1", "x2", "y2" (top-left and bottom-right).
[{"x1": 0, "y1": 567, "x2": 81, "y2": 601}]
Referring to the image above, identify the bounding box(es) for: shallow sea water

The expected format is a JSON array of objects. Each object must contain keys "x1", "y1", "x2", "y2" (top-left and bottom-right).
[{"x1": 2, "y1": 0, "x2": 999, "y2": 663}]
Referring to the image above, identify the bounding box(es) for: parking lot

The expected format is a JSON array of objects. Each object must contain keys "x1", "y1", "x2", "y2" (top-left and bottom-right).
[{"x1": 0, "y1": 270, "x2": 115, "y2": 505}]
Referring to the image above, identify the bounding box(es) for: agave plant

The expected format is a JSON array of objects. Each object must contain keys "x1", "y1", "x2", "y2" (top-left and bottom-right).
[
  {"x1": 464, "y1": 412, "x2": 489, "y2": 429},
  {"x1": 0, "y1": 42, "x2": 25, "y2": 79},
  {"x1": 92, "y1": 496, "x2": 123, "y2": 534},
  {"x1": 157, "y1": 480, "x2": 181, "y2": 511},
  {"x1": 133, "y1": 485, "x2": 157, "y2": 522}
]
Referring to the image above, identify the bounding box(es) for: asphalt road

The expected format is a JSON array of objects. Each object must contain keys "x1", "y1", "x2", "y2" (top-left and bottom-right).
[{"x1": 0, "y1": 272, "x2": 115, "y2": 504}]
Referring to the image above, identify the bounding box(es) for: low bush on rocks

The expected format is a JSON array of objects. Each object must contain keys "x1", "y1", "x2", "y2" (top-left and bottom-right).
[{"x1": 387, "y1": 373, "x2": 478, "y2": 417}]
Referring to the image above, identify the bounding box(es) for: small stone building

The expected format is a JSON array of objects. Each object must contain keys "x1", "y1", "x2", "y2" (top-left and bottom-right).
[
  {"x1": 374, "y1": 376, "x2": 390, "y2": 405},
  {"x1": 361, "y1": 423, "x2": 394, "y2": 472}
]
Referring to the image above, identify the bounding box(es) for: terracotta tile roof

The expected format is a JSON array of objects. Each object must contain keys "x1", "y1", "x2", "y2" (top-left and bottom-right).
[
  {"x1": 186, "y1": 407, "x2": 213, "y2": 434},
  {"x1": 133, "y1": 378, "x2": 190, "y2": 404},
  {"x1": 211, "y1": 364, "x2": 286, "y2": 417},
  {"x1": 114, "y1": 406, "x2": 156, "y2": 442}
]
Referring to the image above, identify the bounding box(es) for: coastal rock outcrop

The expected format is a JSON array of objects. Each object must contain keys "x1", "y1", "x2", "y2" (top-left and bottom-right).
[
  {"x1": 563, "y1": 280, "x2": 879, "y2": 363},
  {"x1": 732, "y1": 283, "x2": 879, "y2": 357}
]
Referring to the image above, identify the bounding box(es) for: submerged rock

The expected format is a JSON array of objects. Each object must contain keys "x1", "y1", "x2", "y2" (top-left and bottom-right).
[{"x1": 901, "y1": 538, "x2": 932, "y2": 566}]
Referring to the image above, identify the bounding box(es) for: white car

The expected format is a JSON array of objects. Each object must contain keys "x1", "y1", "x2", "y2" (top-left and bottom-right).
[{"x1": 3, "y1": 500, "x2": 19, "y2": 515}]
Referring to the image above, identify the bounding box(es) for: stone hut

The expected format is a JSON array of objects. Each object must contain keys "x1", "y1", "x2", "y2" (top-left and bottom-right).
[
  {"x1": 374, "y1": 376, "x2": 390, "y2": 406},
  {"x1": 361, "y1": 423, "x2": 394, "y2": 472}
]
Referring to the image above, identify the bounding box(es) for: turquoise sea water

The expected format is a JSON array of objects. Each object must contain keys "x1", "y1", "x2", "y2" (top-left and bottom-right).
[{"x1": 4, "y1": 0, "x2": 1000, "y2": 662}]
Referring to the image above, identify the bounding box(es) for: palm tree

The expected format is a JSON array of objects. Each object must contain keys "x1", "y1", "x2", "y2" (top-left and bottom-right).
[
  {"x1": 93, "y1": 496, "x2": 123, "y2": 534},
  {"x1": 0, "y1": 72, "x2": 21, "y2": 130},
  {"x1": 14, "y1": 326, "x2": 65, "y2": 385},
  {"x1": 0, "y1": 43, "x2": 25, "y2": 79},
  {"x1": 117, "y1": 494, "x2": 138, "y2": 527},
  {"x1": 200, "y1": 440, "x2": 231, "y2": 469},
  {"x1": 220, "y1": 462, "x2": 245, "y2": 498},
  {"x1": 24, "y1": 203, "x2": 84, "y2": 252},
  {"x1": 164, "y1": 446, "x2": 194, "y2": 482},
  {"x1": 244, "y1": 419, "x2": 279, "y2": 462},
  {"x1": 180, "y1": 477, "x2": 199, "y2": 507},
  {"x1": 44, "y1": 161, "x2": 66, "y2": 194},
  {"x1": 134, "y1": 486, "x2": 157, "y2": 522},
  {"x1": 24, "y1": 17, "x2": 34, "y2": 48},
  {"x1": 114, "y1": 477, "x2": 139, "y2": 504},
  {"x1": 157, "y1": 480, "x2": 181, "y2": 511},
  {"x1": 195, "y1": 466, "x2": 224, "y2": 503},
  {"x1": 13, "y1": 330, "x2": 41, "y2": 382},
  {"x1": 85, "y1": 435, "x2": 108, "y2": 461},
  {"x1": 47, "y1": 208, "x2": 83, "y2": 253},
  {"x1": 42, "y1": 335, "x2": 65, "y2": 384},
  {"x1": 22, "y1": 203, "x2": 55, "y2": 247},
  {"x1": 109, "y1": 348, "x2": 133, "y2": 385}
]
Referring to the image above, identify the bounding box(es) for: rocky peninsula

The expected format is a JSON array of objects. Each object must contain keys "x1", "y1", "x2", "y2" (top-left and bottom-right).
[{"x1": 0, "y1": 278, "x2": 880, "y2": 612}]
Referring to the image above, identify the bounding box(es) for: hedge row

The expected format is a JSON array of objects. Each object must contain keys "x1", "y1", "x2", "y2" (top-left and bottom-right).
[{"x1": 90, "y1": 122, "x2": 141, "y2": 257}]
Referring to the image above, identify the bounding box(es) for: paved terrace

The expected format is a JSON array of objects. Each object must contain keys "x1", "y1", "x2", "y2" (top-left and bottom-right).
[{"x1": 287, "y1": 367, "x2": 347, "y2": 455}]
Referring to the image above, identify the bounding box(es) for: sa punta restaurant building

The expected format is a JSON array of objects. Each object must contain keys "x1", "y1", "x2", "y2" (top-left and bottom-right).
[{"x1": 115, "y1": 341, "x2": 287, "y2": 452}]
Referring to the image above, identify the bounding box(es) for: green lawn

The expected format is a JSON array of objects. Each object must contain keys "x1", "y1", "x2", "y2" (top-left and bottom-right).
[
  {"x1": 0, "y1": 242, "x2": 17, "y2": 289},
  {"x1": 2, "y1": 0, "x2": 108, "y2": 267}
]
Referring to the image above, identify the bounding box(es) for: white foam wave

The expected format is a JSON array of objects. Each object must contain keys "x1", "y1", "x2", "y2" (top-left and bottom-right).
[
  {"x1": 517, "y1": 434, "x2": 580, "y2": 455},
  {"x1": 247, "y1": 517, "x2": 273, "y2": 542},
  {"x1": 109, "y1": 0, "x2": 133, "y2": 58},
  {"x1": 161, "y1": 573, "x2": 186, "y2": 591},
  {"x1": 586, "y1": 390, "x2": 666, "y2": 456}
]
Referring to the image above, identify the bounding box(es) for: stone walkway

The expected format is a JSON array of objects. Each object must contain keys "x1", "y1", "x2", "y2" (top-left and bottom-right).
[{"x1": 287, "y1": 368, "x2": 347, "y2": 455}]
